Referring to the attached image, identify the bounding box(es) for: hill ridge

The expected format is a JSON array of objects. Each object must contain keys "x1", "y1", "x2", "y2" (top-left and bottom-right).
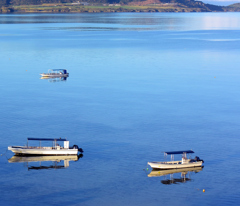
[{"x1": 1, "y1": 0, "x2": 239, "y2": 12}]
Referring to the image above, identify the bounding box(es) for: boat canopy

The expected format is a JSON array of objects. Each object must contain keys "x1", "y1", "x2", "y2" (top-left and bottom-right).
[
  {"x1": 27, "y1": 138, "x2": 67, "y2": 141},
  {"x1": 164, "y1": 150, "x2": 194, "y2": 155},
  {"x1": 49, "y1": 69, "x2": 67, "y2": 74}
]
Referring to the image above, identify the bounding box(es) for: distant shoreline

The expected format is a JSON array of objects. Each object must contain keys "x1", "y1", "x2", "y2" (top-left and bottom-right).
[{"x1": 1, "y1": 3, "x2": 239, "y2": 13}]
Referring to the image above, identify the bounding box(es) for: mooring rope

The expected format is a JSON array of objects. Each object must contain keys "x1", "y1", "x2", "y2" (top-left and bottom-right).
[
  {"x1": 0, "y1": 148, "x2": 10, "y2": 160},
  {"x1": 0, "y1": 148, "x2": 8, "y2": 156}
]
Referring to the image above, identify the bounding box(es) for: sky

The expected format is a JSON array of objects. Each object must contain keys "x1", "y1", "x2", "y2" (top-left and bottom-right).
[{"x1": 201, "y1": 0, "x2": 240, "y2": 6}]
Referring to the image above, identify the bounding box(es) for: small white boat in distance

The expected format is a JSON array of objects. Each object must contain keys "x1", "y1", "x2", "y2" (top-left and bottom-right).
[
  {"x1": 8, "y1": 137, "x2": 83, "y2": 156},
  {"x1": 148, "y1": 150, "x2": 204, "y2": 170},
  {"x1": 40, "y1": 69, "x2": 69, "y2": 77}
]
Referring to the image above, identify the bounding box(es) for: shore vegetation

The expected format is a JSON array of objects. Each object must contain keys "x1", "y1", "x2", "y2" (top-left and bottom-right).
[{"x1": 1, "y1": 1, "x2": 240, "y2": 13}]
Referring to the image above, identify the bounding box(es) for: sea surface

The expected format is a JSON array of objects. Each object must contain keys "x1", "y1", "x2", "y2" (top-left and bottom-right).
[{"x1": 0, "y1": 12, "x2": 240, "y2": 206}]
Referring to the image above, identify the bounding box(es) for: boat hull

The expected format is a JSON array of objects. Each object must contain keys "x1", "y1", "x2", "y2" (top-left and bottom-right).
[
  {"x1": 8, "y1": 146, "x2": 78, "y2": 156},
  {"x1": 148, "y1": 161, "x2": 203, "y2": 170},
  {"x1": 40, "y1": 73, "x2": 69, "y2": 77}
]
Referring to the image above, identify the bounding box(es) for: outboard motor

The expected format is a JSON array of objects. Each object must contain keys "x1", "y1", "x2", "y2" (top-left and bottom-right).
[
  {"x1": 194, "y1": 156, "x2": 200, "y2": 161},
  {"x1": 78, "y1": 148, "x2": 84, "y2": 153},
  {"x1": 72, "y1": 145, "x2": 84, "y2": 153},
  {"x1": 194, "y1": 156, "x2": 204, "y2": 163}
]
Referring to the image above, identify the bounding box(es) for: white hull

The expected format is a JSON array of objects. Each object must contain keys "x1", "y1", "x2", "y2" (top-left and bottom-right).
[
  {"x1": 8, "y1": 146, "x2": 78, "y2": 156},
  {"x1": 148, "y1": 160, "x2": 203, "y2": 170},
  {"x1": 40, "y1": 73, "x2": 69, "y2": 77}
]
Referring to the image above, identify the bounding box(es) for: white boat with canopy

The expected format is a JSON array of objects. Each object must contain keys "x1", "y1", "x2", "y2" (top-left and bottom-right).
[
  {"x1": 40, "y1": 69, "x2": 69, "y2": 77},
  {"x1": 8, "y1": 138, "x2": 83, "y2": 156},
  {"x1": 148, "y1": 150, "x2": 204, "y2": 170}
]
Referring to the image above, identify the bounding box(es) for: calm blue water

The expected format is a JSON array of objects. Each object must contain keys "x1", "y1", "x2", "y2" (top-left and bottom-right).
[{"x1": 0, "y1": 12, "x2": 240, "y2": 206}]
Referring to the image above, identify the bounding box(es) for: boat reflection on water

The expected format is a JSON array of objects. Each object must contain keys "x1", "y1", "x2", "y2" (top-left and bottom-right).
[
  {"x1": 8, "y1": 154, "x2": 83, "y2": 170},
  {"x1": 40, "y1": 76, "x2": 68, "y2": 82},
  {"x1": 148, "y1": 166, "x2": 203, "y2": 185}
]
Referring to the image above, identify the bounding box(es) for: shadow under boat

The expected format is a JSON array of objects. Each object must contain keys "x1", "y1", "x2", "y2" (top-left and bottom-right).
[
  {"x1": 8, "y1": 154, "x2": 83, "y2": 170},
  {"x1": 40, "y1": 76, "x2": 68, "y2": 82},
  {"x1": 148, "y1": 166, "x2": 203, "y2": 185}
]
